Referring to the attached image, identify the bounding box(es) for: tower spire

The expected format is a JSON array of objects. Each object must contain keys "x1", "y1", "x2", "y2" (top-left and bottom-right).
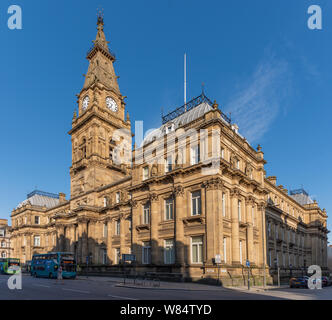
[
  {"x1": 83, "y1": 12, "x2": 119, "y2": 92},
  {"x1": 93, "y1": 8, "x2": 110, "y2": 52}
]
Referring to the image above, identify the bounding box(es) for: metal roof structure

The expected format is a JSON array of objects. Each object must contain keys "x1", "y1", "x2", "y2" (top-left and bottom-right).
[
  {"x1": 16, "y1": 190, "x2": 60, "y2": 209},
  {"x1": 289, "y1": 188, "x2": 314, "y2": 206},
  {"x1": 142, "y1": 101, "x2": 214, "y2": 146}
]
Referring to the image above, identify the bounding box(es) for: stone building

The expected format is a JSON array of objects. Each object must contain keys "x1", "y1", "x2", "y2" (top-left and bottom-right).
[
  {"x1": 0, "y1": 219, "x2": 12, "y2": 258},
  {"x1": 10, "y1": 16, "x2": 329, "y2": 285}
]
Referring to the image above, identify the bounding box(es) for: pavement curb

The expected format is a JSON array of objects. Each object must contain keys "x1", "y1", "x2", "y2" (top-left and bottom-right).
[{"x1": 115, "y1": 283, "x2": 228, "y2": 292}]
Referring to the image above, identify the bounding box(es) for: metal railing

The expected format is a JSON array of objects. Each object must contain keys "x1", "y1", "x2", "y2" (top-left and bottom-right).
[{"x1": 161, "y1": 93, "x2": 231, "y2": 125}]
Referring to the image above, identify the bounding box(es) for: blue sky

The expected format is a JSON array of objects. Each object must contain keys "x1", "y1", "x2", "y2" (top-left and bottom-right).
[{"x1": 0, "y1": 0, "x2": 331, "y2": 241}]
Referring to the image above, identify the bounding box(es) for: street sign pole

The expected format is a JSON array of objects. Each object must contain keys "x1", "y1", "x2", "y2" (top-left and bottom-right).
[
  {"x1": 246, "y1": 260, "x2": 250, "y2": 290},
  {"x1": 278, "y1": 266, "x2": 280, "y2": 287}
]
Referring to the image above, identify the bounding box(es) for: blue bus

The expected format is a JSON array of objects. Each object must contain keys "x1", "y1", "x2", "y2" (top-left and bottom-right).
[
  {"x1": 0, "y1": 258, "x2": 20, "y2": 275},
  {"x1": 31, "y1": 252, "x2": 76, "y2": 279}
]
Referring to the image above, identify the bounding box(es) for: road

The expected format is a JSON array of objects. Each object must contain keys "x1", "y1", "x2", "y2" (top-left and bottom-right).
[{"x1": 0, "y1": 274, "x2": 331, "y2": 300}]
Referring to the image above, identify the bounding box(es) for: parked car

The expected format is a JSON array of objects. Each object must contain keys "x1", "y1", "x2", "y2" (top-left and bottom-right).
[
  {"x1": 290, "y1": 277, "x2": 308, "y2": 288},
  {"x1": 322, "y1": 276, "x2": 330, "y2": 287}
]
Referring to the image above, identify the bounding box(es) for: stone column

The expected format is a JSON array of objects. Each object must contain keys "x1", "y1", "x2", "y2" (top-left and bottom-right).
[
  {"x1": 150, "y1": 193, "x2": 159, "y2": 265},
  {"x1": 131, "y1": 201, "x2": 140, "y2": 263},
  {"x1": 230, "y1": 188, "x2": 240, "y2": 264},
  {"x1": 258, "y1": 204, "x2": 267, "y2": 269},
  {"x1": 204, "y1": 178, "x2": 223, "y2": 264},
  {"x1": 107, "y1": 218, "x2": 112, "y2": 264},
  {"x1": 174, "y1": 186, "x2": 185, "y2": 265},
  {"x1": 120, "y1": 213, "x2": 126, "y2": 259},
  {"x1": 81, "y1": 220, "x2": 88, "y2": 264},
  {"x1": 246, "y1": 197, "x2": 254, "y2": 264}
]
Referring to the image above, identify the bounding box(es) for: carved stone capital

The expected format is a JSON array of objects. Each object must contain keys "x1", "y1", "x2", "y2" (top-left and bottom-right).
[
  {"x1": 230, "y1": 187, "x2": 241, "y2": 198},
  {"x1": 173, "y1": 186, "x2": 184, "y2": 197},
  {"x1": 257, "y1": 203, "x2": 266, "y2": 212},
  {"x1": 203, "y1": 177, "x2": 223, "y2": 191},
  {"x1": 149, "y1": 193, "x2": 159, "y2": 202},
  {"x1": 245, "y1": 196, "x2": 255, "y2": 205},
  {"x1": 129, "y1": 200, "x2": 138, "y2": 208}
]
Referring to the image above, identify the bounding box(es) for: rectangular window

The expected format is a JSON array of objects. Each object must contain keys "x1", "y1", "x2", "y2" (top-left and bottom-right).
[
  {"x1": 116, "y1": 192, "x2": 120, "y2": 204},
  {"x1": 236, "y1": 159, "x2": 240, "y2": 169},
  {"x1": 35, "y1": 216, "x2": 40, "y2": 225},
  {"x1": 190, "y1": 145, "x2": 200, "y2": 165},
  {"x1": 164, "y1": 239, "x2": 175, "y2": 264},
  {"x1": 102, "y1": 249, "x2": 107, "y2": 265},
  {"x1": 142, "y1": 241, "x2": 151, "y2": 264},
  {"x1": 238, "y1": 200, "x2": 242, "y2": 221},
  {"x1": 103, "y1": 223, "x2": 108, "y2": 238},
  {"x1": 0, "y1": 229, "x2": 4, "y2": 237},
  {"x1": 191, "y1": 191, "x2": 201, "y2": 216},
  {"x1": 222, "y1": 193, "x2": 226, "y2": 217},
  {"x1": 191, "y1": 236, "x2": 203, "y2": 263},
  {"x1": 115, "y1": 220, "x2": 120, "y2": 235},
  {"x1": 223, "y1": 237, "x2": 227, "y2": 263},
  {"x1": 143, "y1": 166, "x2": 149, "y2": 180},
  {"x1": 239, "y1": 240, "x2": 243, "y2": 264},
  {"x1": 269, "y1": 250, "x2": 272, "y2": 266},
  {"x1": 221, "y1": 148, "x2": 225, "y2": 159},
  {"x1": 103, "y1": 197, "x2": 108, "y2": 207},
  {"x1": 165, "y1": 156, "x2": 173, "y2": 173},
  {"x1": 115, "y1": 248, "x2": 120, "y2": 264},
  {"x1": 165, "y1": 198, "x2": 174, "y2": 220},
  {"x1": 34, "y1": 236, "x2": 40, "y2": 247},
  {"x1": 143, "y1": 203, "x2": 150, "y2": 224}
]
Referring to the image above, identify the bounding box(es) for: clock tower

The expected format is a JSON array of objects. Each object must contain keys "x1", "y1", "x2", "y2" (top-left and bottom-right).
[{"x1": 69, "y1": 15, "x2": 132, "y2": 198}]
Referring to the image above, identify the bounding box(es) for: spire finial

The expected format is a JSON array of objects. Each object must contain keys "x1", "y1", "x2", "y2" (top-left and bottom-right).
[{"x1": 97, "y1": 7, "x2": 104, "y2": 26}]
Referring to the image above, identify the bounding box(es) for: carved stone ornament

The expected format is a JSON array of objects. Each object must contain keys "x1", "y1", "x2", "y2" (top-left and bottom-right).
[
  {"x1": 173, "y1": 185, "x2": 184, "y2": 197},
  {"x1": 149, "y1": 193, "x2": 159, "y2": 202},
  {"x1": 230, "y1": 187, "x2": 241, "y2": 198},
  {"x1": 203, "y1": 178, "x2": 223, "y2": 190}
]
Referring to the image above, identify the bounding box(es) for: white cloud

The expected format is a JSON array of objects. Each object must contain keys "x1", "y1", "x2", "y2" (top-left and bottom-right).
[{"x1": 224, "y1": 54, "x2": 292, "y2": 144}]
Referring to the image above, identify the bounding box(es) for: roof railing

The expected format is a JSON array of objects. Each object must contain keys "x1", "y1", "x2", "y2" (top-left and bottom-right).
[
  {"x1": 27, "y1": 190, "x2": 59, "y2": 199},
  {"x1": 161, "y1": 93, "x2": 231, "y2": 125},
  {"x1": 289, "y1": 188, "x2": 309, "y2": 196}
]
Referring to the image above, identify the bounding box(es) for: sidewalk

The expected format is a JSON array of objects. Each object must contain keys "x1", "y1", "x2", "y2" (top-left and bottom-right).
[
  {"x1": 76, "y1": 275, "x2": 229, "y2": 291},
  {"x1": 227, "y1": 285, "x2": 289, "y2": 292},
  {"x1": 76, "y1": 275, "x2": 290, "y2": 292}
]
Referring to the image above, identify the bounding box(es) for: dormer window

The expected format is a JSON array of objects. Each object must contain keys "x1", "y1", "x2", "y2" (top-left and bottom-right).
[{"x1": 165, "y1": 123, "x2": 175, "y2": 134}]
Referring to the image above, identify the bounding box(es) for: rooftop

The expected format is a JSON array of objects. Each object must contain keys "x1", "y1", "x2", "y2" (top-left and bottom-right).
[
  {"x1": 289, "y1": 188, "x2": 314, "y2": 206},
  {"x1": 16, "y1": 190, "x2": 60, "y2": 210},
  {"x1": 143, "y1": 93, "x2": 233, "y2": 147}
]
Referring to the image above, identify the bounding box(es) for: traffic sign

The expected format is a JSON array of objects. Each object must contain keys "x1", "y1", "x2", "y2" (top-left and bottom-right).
[{"x1": 246, "y1": 260, "x2": 250, "y2": 267}]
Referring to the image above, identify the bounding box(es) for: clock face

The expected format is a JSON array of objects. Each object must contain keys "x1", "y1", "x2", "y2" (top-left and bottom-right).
[
  {"x1": 82, "y1": 95, "x2": 90, "y2": 111},
  {"x1": 106, "y1": 96, "x2": 118, "y2": 112}
]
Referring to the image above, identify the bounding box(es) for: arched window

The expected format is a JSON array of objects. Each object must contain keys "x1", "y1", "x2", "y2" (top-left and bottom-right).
[{"x1": 1, "y1": 241, "x2": 5, "y2": 248}]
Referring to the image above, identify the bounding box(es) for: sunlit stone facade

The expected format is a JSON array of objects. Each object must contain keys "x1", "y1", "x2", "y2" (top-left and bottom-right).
[{"x1": 9, "y1": 17, "x2": 329, "y2": 285}]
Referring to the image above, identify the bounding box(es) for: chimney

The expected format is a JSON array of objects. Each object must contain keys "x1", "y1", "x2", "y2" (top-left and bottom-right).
[
  {"x1": 267, "y1": 176, "x2": 277, "y2": 185},
  {"x1": 59, "y1": 193, "x2": 66, "y2": 204}
]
